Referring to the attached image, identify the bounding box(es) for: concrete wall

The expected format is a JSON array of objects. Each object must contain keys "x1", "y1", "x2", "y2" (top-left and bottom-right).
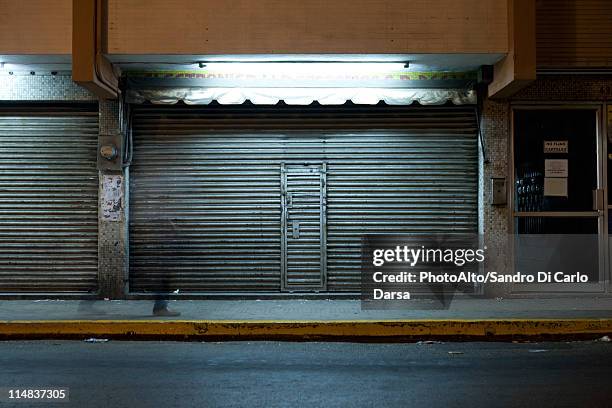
[
  {"x1": 480, "y1": 97, "x2": 511, "y2": 296},
  {"x1": 0, "y1": 74, "x2": 92, "y2": 101},
  {"x1": 106, "y1": 0, "x2": 508, "y2": 55},
  {"x1": 98, "y1": 100, "x2": 128, "y2": 299}
]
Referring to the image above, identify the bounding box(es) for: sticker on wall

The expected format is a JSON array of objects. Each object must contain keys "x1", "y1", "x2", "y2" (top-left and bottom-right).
[
  {"x1": 544, "y1": 159, "x2": 568, "y2": 178},
  {"x1": 544, "y1": 177, "x2": 568, "y2": 197},
  {"x1": 102, "y1": 174, "x2": 123, "y2": 222},
  {"x1": 543, "y1": 141, "x2": 568, "y2": 154}
]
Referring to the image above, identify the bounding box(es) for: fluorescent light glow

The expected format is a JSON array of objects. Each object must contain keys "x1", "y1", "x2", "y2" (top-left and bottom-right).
[
  {"x1": 200, "y1": 62, "x2": 408, "y2": 75},
  {"x1": 0, "y1": 63, "x2": 27, "y2": 72}
]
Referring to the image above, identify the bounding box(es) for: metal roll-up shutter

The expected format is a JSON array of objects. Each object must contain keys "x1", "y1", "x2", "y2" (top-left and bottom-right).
[
  {"x1": 537, "y1": 0, "x2": 612, "y2": 69},
  {"x1": 129, "y1": 104, "x2": 477, "y2": 293},
  {"x1": 0, "y1": 104, "x2": 99, "y2": 293}
]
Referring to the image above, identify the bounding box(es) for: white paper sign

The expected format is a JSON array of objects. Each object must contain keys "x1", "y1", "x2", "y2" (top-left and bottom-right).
[
  {"x1": 545, "y1": 159, "x2": 568, "y2": 177},
  {"x1": 544, "y1": 177, "x2": 568, "y2": 197},
  {"x1": 543, "y1": 140, "x2": 568, "y2": 154}
]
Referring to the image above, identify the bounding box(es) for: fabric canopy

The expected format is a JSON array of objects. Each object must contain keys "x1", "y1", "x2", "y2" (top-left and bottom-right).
[{"x1": 126, "y1": 87, "x2": 476, "y2": 105}]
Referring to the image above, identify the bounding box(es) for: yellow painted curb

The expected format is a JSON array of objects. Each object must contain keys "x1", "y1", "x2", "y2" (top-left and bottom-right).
[{"x1": 0, "y1": 319, "x2": 611, "y2": 341}]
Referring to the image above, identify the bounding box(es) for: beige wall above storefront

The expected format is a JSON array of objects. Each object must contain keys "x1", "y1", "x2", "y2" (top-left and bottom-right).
[
  {"x1": 0, "y1": 0, "x2": 72, "y2": 55},
  {"x1": 106, "y1": 0, "x2": 509, "y2": 55}
]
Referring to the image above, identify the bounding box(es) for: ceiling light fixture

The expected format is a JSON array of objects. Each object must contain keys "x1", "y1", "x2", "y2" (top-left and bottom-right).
[{"x1": 198, "y1": 62, "x2": 410, "y2": 75}]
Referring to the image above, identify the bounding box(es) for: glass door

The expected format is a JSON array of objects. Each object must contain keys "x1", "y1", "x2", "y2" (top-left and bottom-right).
[{"x1": 511, "y1": 106, "x2": 605, "y2": 293}]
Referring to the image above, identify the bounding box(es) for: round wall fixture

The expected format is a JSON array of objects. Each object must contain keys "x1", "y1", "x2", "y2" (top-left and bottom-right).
[{"x1": 100, "y1": 144, "x2": 118, "y2": 160}]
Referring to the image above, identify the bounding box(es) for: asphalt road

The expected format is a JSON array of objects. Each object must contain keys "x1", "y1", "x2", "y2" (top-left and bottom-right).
[{"x1": 0, "y1": 341, "x2": 610, "y2": 408}]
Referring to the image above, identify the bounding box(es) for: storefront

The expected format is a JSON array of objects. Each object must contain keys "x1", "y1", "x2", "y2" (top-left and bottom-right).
[
  {"x1": 0, "y1": 73, "x2": 610, "y2": 299},
  {"x1": 125, "y1": 68, "x2": 480, "y2": 294},
  {"x1": 0, "y1": 0, "x2": 611, "y2": 301}
]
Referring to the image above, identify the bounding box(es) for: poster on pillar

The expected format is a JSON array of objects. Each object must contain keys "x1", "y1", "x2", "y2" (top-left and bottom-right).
[{"x1": 102, "y1": 174, "x2": 124, "y2": 222}]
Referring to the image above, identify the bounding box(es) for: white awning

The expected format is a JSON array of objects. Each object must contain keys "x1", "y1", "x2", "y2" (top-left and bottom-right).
[{"x1": 126, "y1": 87, "x2": 476, "y2": 105}]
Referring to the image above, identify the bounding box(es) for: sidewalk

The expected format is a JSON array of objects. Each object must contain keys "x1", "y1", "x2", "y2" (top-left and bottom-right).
[
  {"x1": 1, "y1": 298, "x2": 611, "y2": 320},
  {"x1": 1, "y1": 298, "x2": 611, "y2": 341}
]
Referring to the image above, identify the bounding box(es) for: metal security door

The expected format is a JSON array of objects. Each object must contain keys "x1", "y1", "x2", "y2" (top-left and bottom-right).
[
  {"x1": 130, "y1": 104, "x2": 477, "y2": 294},
  {"x1": 281, "y1": 163, "x2": 327, "y2": 291},
  {"x1": 0, "y1": 103, "x2": 99, "y2": 293}
]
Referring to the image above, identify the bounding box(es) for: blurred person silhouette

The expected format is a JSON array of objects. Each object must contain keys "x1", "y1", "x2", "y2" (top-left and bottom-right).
[{"x1": 152, "y1": 217, "x2": 181, "y2": 316}]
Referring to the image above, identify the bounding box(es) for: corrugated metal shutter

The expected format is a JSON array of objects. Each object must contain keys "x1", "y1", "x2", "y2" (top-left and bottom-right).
[
  {"x1": 537, "y1": 0, "x2": 612, "y2": 69},
  {"x1": 0, "y1": 104, "x2": 99, "y2": 293},
  {"x1": 129, "y1": 104, "x2": 477, "y2": 293}
]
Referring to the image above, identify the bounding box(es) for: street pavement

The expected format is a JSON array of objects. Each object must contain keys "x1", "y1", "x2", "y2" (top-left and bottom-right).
[{"x1": 0, "y1": 340, "x2": 610, "y2": 408}]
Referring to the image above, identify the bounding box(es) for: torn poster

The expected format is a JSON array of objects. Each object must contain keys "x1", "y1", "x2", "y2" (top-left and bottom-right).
[{"x1": 102, "y1": 174, "x2": 123, "y2": 221}]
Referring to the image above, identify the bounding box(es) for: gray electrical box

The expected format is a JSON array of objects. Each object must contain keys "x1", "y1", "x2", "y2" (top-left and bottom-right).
[{"x1": 491, "y1": 177, "x2": 507, "y2": 205}]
